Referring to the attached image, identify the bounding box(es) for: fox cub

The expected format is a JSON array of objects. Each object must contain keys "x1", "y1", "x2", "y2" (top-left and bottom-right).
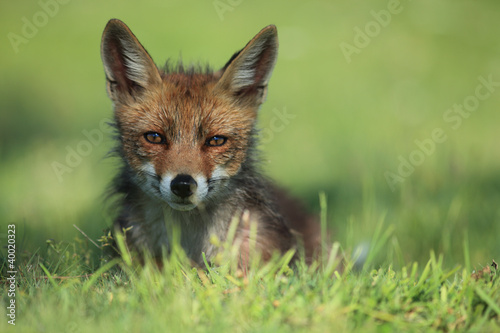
[{"x1": 100, "y1": 19, "x2": 321, "y2": 267}]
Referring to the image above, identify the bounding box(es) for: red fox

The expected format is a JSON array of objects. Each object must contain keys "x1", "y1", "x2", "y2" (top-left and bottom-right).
[{"x1": 100, "y1": 19, "x2": 322, "y2": 268}]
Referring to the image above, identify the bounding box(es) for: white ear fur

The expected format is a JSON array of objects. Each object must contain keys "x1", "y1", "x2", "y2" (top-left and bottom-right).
[
  {"x1": 230, "y1": 37, "x2": 274, "y2": 89},
  {"x1": 216, "y1": 25, "x2": 278, "y2": 105},
  {"x1": 100, "y1": 19, "x2": 161, "y2": 100},
  {"x1": 120, "y1": 38, "x2": 151, "y2": 85}
]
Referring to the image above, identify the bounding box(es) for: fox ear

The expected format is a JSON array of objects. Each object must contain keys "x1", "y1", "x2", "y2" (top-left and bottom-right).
[
  {"x1": 100, "y1": 19, "x2": 161, "y2": 102},
  {"x1": 215, "y1": 25, "x2": 278, "y2": 106}
]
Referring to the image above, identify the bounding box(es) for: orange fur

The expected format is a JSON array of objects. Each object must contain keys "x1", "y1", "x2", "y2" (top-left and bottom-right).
[{"x1": 101, "y1": 19, "x2": 325, "y2": 269}]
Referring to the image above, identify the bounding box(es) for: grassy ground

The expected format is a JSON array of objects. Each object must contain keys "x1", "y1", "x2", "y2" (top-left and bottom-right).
[
  {"x1": 1, "y1": 217, "x2": 499, "y2": 332},
  {"x1": 1, "y1": 0, "x2": 500, "y2": 331}
]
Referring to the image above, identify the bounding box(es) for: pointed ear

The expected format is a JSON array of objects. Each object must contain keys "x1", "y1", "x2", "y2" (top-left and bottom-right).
[
  {"x1": 215, "y1": 25, "x2": 278, "y2": 106},
  {"x1": 100, "y1": 19, "x2": 162, "y2": 102}
]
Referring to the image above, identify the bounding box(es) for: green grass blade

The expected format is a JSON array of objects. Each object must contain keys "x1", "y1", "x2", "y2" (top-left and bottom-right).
[
  {"x1": 474, "y1": 286, "x2": 500, "y2": 316},
  {"x1": 39, "y1": 263, "x2": 58, "y2": 289},
  {"x1": 82, "y1": 258, "x2": 120, "y2": 292}
]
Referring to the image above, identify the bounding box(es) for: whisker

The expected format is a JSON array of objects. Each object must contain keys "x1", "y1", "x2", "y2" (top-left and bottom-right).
[{"x1": 208, "y1": 177, "x2": 230, "y2": 183}]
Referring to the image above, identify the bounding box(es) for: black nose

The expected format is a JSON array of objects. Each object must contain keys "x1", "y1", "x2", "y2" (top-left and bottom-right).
[{"x1": 170, "y1": 174, "x2": 197, "y2": 198}]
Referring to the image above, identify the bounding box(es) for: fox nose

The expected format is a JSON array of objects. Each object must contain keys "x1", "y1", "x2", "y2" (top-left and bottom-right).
[{"x1": 170, "y1": 174, "x2": 197, "y2": 198}]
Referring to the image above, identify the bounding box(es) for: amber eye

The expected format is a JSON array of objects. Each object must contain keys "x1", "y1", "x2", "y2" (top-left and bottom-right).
[
  {"x1": 144, "y1": 132, "x2": 165, "y2": 144},
  {"x1": 206, "y1": 136, "x2": 227, "y2": 147}
]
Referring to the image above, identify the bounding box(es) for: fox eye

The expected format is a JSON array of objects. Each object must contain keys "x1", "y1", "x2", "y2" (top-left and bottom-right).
[
  {"x1": 206, "y1": 136, "x2": 227, "y2": 147},
  {"x1": 144, "y1": 132, "x2": 165, "y2": 144}
]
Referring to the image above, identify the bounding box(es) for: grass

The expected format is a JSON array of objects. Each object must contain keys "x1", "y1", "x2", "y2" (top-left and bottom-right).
[
  {"x1": 2, "y1": 0, "x2": 500, "y2": 331},
  {"x1": 1, "y1": 212, "x2": 499, "y2": 332}
]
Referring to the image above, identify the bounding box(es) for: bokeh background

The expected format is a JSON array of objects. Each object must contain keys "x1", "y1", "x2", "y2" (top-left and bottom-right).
[{"x1": 1, "y1": 0, "x2": 499, "y2": 268}]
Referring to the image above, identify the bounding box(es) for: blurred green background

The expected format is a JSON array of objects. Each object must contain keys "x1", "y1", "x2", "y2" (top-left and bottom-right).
[{"x1": 1, "y1": 0, "x2": 499, "y2": 268}]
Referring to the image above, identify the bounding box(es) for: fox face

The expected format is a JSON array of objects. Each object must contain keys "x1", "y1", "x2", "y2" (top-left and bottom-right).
[{"x1": 101, "y1": 20, "x2": 278, "y2": 212}]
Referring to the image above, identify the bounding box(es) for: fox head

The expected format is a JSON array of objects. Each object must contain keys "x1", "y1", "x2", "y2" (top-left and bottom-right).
[{"x1": 101, "y1": 19, "x2": 278, "y2": 211}]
